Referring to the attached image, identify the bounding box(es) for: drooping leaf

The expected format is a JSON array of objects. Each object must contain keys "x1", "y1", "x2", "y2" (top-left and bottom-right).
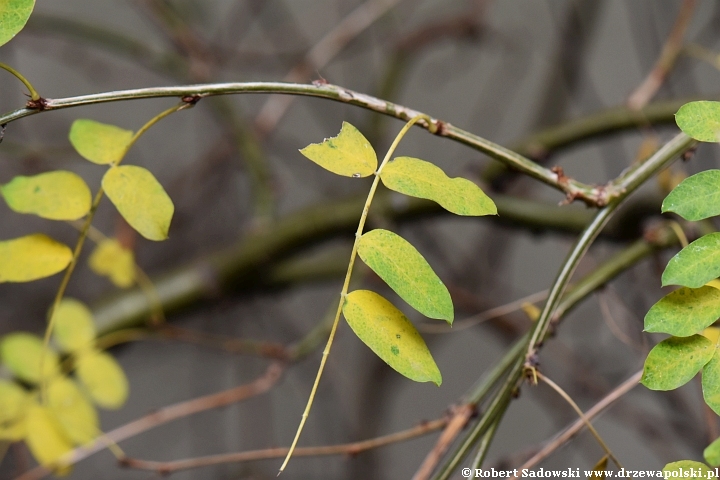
[
  {"x1": 0, "y1": 332, "x2": 59, "y2": 384},
  {"x1": 0, "y1": 234, "x2": 72, "y2": 282},
  {"x1": 380, "y1": 157, "x2": 497, "y2": 216},
  {"x1": 52, "y1": 298, "x2": 96, "y2": 353},
  {"x1": 662, "y1": 170, "x2": 720, "y2": 221},
  {"x1": 47, "y1": 377, "x2": 99, "y2": 445},
  {"x1": 644, "y1": 286, "x2": 720, "y2": 337},
  {"x1": 342, "y1": 290, "x2": 442, "y2": 385},
  {"x1": 1, "y1": 171, "x2": 92, "y2": 220},
  {"x1": 88, "y1": 239, "x2": 135, "y2": 287},
  {"x1": 24, "y1": 403, "x2": 73, "y2": 475},
  {"x1": 69, "y1": 119, "x2": 133, "y2": 165},
  {"x1": 662, "y1": 233, "x2": 720, "y2": 288},
  {"x1": 675, "y1": 101, "x2": 720, "y2": 142},
  {"x1": 705, "y1": 436, "x2": 720, "y2": 467},
  {"x1": 102, "y1": 165, "x2": 174, "y2": 241},
  {"x1": 0, "y1": 379, "x2": 28, "y2": 441},
  {"x1": 299, "y1": 121, "x2": 377, "y2": 177},
  {"x1": 703, "y1": 349, "x2": 720, "y2": 416},
  {"x1": 663, "y1": 461, "x2": 713, "y2": 479},
  {"x1": 641, "y1": 335, "x2": 714, "y2": 390},
  {"x1": 75, "y1": 349, "x2": 129, "y2": 409},
  {"x1": 0, "y1": 0, "x2": 35, "y2": 47},
  {"x1": 357, "y1": 229, "x2": 453, "y2": 322}
]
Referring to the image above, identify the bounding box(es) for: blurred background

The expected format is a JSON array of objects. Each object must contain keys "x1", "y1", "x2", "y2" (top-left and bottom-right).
[{"x1": 1, "y1": 0, "x2": 720, "y2": 478}]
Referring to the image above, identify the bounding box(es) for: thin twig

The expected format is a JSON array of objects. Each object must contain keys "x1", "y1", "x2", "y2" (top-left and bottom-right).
[{"x1": 508, "y1": 370, "x2": 642, "y2": 479}]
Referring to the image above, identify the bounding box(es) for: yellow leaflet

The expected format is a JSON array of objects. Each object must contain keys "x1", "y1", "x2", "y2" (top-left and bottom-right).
[
  {"x1": 299, "y1": 122, "x2": 377, "y2": 177},
  {"x1": 69, "y1": 119, "x2": 133, "y2": 165},
  {"x1": 0, "y1": 332, "x2": 59, "y2": 384},
  {"x1": 47, "y1": 377, "x2": 99, "y2": 445},
  {"x1": 342, "y1": 290, "x2": 442, "y2": 386},
  {"x1": 0, "y1": 234, "x2": 72, "y2": 282},
  {"x1": 521, "y1": 302, "x2": 541, "y2": 321},
  {"x1": 703, "y1": 327, "x2": 720, "y2": 345},
  {"x1": 0, "y1": 379, "x2": 29, "y2": 441},
  {"x1": 707, "y1": 279, "x2": 720, "y2": 291},
  {"x1": 88, "y1": 239, "x2": 136, "y2": 287},
  {"x1": 24, "y1": 403, "x2": 74, "y2": 475},
  {"x1": 1, "y1": 171, "x2": 92, "y2": 220},
  {"x1": 102, "y1": 165, "x2": 174, "y2": 241},
  {"x1": 75, "y1": 349, "x2": 129, "y2": 409},
  {"x1": 52, "y1": 298, "x2": 96, "y2": 353}
]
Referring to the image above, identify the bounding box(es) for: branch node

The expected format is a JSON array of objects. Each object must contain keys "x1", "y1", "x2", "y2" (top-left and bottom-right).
[
  {"x1": 26, "y1": 96, "x2": 49, "y2": 110},
  {"x1": 181, "y1": 94, "x2": 202, "y2": 105}
]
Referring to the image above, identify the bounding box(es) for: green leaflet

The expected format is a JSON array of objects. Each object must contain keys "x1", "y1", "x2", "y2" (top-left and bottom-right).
[
  {"x1": 342, "y1": 290, "x2": 441, "y2": 386},
  {"x1": 705, "y1": 436, "x2": 720, "y2": 467},
  {"x1": 0, "y1": 0, "x2": 35, "y2": 47},
  {"x1": 52, "y1": 298, "x2": 96, "y2": 353},
  {"x1": 102, "y1": 165, "x2": 174, "y2": 241},
  {"x1": 662, "y1": 170, "x2": 720, "y2": 221},
  {"x1": 69, "y1": 119, "x2": 133, "y2": 165},
  {"x1": 0, "y1": 332, "x2": 59, "y2": 384},
  {"x1": 641, "y1": 335, "x2": 714, "y2": 390},
  {"x1": 357, "y1": 229, "x2": 453, "y2": 322},
  {"x1": 662, "y1": 233, "x2": 720, "y2": 288},
  {"x1": 1, "y1": 170, "x2": 91, "y2": 220},
  {"x1": 380, "y1": 156, "x2": 496, "y2": 216},
  {"x1": 675, "y1": 101, "x2": 720, "y2": 142},
  {"x1": 299, "y1": 121, "x2": 377, "y2": 177},
  {"x1": 0, "y1": 234, "x2": 72, "y2": 282},
  {"x1": 663, "y1": 461, "x2": 713, "y2": 479},
  {"x1": 644, "y1": 286, "x2": 720, "y2": 337},
  {"x1": 75, "y1": 349, "x2": 129, "y2": 409},
  {"x1": 703, "y1": 349, "x2": 720, "y2": 416}
]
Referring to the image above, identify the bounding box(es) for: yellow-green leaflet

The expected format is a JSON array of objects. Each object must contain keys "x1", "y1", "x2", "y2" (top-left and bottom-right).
[
  {"x1": 102, "y1": 165, "x2": 174, "y2": 241},
  {"x1": 641, "y1": 334, "x2": 714, "y2": 391},
  {"x1": 0, "y1": 379, "x2": 28, "y2": 441},
  {"x1": 69, "y1": 119, "x2": 133, "y2": 165},
  {"x1": 299, "y1": 121, "x2": 377, "y2": 177},
  {"x1": 52, "y1": 298, "x2": 96, "y2": 353},
  {"x1": 0, "y1": 332, "x2": 59, "y2": 383},
  {"x1": 75, "y1": 349, "x2": 129, "y2": 409},
  {"x1": 380, "y1": 156, "x2": 497, "y2": 216},
  {"x1": 1, "y1": 171, "x2": 91, "y2": 220},
  {"x1": 0, "y1": 234, "x2": 72, "y2": 282},
  {"x1": 88, "y1": 238, "x2": 135, "y2": 287},
  {"x1": 24, "y1": 403, "x2": 74, "y2": 475},
  {"x1": 47, "y1": 377, "x2": 99, "y2": 445},
  {"x1": 704, "y1": 436, "x2": 720, "y2": 467},
  {"x1": 342, "y1": 290, "x2": 441, "y2": 386},
  {"x1": 357, "y1": 229, "x2": 453, "y2": 322},
  {"x1": 703, "y1": 349, "x2": 720, "y2": 416},
  {"x1": 0, "y1": 0, "x2": 35, "y2": 47}
]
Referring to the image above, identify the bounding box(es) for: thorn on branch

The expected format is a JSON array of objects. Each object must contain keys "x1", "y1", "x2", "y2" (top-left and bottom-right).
[
  {"x1": 312, "y1": 76, "x2": 329, "y2": 86},
  {"x1": 681, "y1": 145, "x2": 697, "y2": 162},
  {"x1": 181, "y1": 94, "x2": 202, "y2": 105}
]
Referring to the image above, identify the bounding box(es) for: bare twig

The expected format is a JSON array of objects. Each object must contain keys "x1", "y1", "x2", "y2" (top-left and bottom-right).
[
  {"x1": 14, "y1": 362, "x2": 284, "y2": 480},
  {"x1": 118, "y1": 417, "x2": 447, "y2": 474},
  {"x1": 627, "y1": 0, "x2": 696, "y2": 110},
  {"x1": 508, "y1": 370, "x2": 642, "y2": 479}
]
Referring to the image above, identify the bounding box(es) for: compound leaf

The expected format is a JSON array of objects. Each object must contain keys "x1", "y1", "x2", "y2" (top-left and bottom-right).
[
  {"x1": 662, "y1": 233, "x2": 720, "y2": 288},
  {"x1": 705, "y1": 436, "x2": 720, "y2": 467},
  {"x1": 644, "y1": 286, "x2": 720, "y2": 337},
  {"x1": 88, "y1": 239, "x2": 135, "y2": 287},
  {"x1": 675, "y1": 101, "x2": 720, "y2": 142},
  {"x1": 75, "y1": 349, "x2": 128, "y2": 409},
  {"x1": 358, "y1": 229, "x2": 453, "y2": 322},
  {"x1": 641, "y1": 334, "x2": 714, "y2": 390},
  {"x1": 380, "y1": 156, "x2": 496, "y2": 216},
  {"x1": 662, "y1": 170, "x2": 720, "y2": 221},
  {"x1": 69, "y1": 119, "x2": 133, "y2": 165},
  {"x1": 24, "y1": 403, "x2": 73, "y2": 475},
  {"x1": 0, "y1": 234, "x2": 72, "y2": 282},
  {"x1": 1, "y1": 171, "x2": 91, "y2": 220},
  {"x1": 52, "y1": 298, "x2": 96, "y2": 353},
  {"x1": 342, "y1": 290, "x2": 441, "y2": 385},
  {"x1": 704, "y1": 349, "x2": 720, "y2": 416},
  {"x1": 47, "y1": 377, "x2": 98, "y2": 445},
  {"x1": 102, "y1": 165, "x2": 174, "y2": 241},
  {"x1": 0, "y1": 0, "x2": 35, "y2": 47},
  {"x1": 0, "y1": 332, "x2": 59, "y2": 384},
  {"x1": 299, "y1": 121, "x2": 377, "y2": 177}
]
